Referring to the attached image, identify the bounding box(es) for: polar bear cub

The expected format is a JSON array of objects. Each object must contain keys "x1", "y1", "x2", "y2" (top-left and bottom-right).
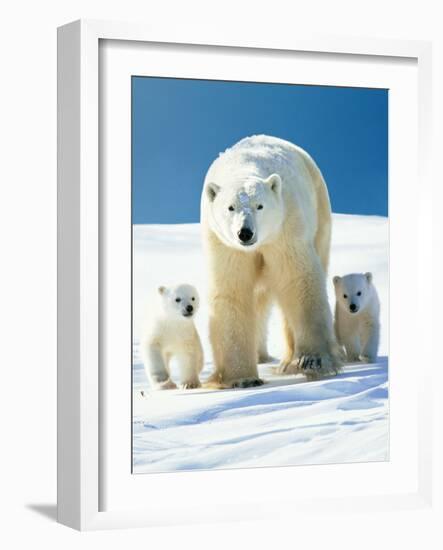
[
  {"x1": 333, "y1": 272, "x2": 380, "y2": 363},
  {"x1": 141, "y1": 284, "x2": 204, "y2": 390}
]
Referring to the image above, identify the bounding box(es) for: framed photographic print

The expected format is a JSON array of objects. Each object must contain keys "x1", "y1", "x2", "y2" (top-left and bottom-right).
[{"x1": 57, "y1": 19, "x2": 434, "y2": 530}]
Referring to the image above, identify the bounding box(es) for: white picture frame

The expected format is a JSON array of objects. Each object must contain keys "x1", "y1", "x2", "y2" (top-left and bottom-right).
[{"x1": 57, "y1": 19, "x2": 433, "y2": 531}]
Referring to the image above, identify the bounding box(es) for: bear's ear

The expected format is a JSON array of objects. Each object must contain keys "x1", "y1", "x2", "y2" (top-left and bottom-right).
[
  {"x1": 365, "y1": 272, "x2": 373, "y2": 284},
  {"x1": 158, "y1": 285, "x2": 167, "y2": 295},
  {"x1": 333, "y1": 275, "x2": 341, "y2": 285},
  {"x1": 206, "y1": 182, "x2": 220, "y2": 202},
  {"x1": 265, "y1": 173, "x2": 282, "y2": 195}
]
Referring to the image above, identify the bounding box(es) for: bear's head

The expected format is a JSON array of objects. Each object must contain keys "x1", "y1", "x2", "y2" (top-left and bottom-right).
[
  {"x1": 204, "y1": 174, "x2": 284, "y2": 251},
  {"x1": 157, "y1": 283, "x2": 200, "y2": 319},
  {"x1": 333, "y1": 272, "x2": 373, "y2": 315}
]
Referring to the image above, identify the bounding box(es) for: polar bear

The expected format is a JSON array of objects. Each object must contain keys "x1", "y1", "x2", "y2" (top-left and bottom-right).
[
  {"x1": 141, "y1": 284, "x2": 204, "y2": 390},
  {"x1": 333, "y1": 273, "x2": 380, "y2": 363},
  {"x1": 201, "y1": 135, "x2": 342, "y2": 388}
]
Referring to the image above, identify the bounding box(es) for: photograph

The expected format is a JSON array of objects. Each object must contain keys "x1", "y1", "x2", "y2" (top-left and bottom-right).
[{"x1": 131, "y1": 76, "x2": 388, "y2": 474}]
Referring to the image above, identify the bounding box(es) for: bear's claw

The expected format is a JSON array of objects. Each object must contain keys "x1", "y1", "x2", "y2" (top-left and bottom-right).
[
  {"x1": 278, "y1": 353, "x2": 341, "y2": 379},
  {"x1": 181, "y1": 380, "x2": 201, "y2": 390},
  {"x1": 299, "y1": 354, "x2": 340, "y2": 380},
  {"x1": 231, "y1": 378, "x2": 264, "y2": 388},
  {"x1": 299, "y1": 356, "x2": 322, "y2": 371}
]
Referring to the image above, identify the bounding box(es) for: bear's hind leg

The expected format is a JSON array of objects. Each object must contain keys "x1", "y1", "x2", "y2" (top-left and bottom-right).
[
  {"x1": 255, "y1": 287, "x2": 275, "y2": 363},
  {"x1": 277, "y1": 316, "x2": 296, "y2": 373}
]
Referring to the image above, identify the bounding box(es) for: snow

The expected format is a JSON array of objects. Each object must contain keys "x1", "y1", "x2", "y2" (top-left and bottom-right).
[{"x1": 132, "y1": 214, "x2": 389, "y2": 473}]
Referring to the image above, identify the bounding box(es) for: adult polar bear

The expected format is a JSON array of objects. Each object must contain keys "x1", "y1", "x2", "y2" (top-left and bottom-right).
[{"x1": 201, "y1": 135, "x2": 342, "y2": 388}]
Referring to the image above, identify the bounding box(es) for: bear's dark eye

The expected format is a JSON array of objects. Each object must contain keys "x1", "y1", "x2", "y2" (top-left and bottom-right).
[
  {"x1": 357, "y1": 291, "x2": 362, "y2": 296},
  {"x1": 343, "y1": 294, "x2": 348, "y2": 299},
  {"x1": 228, "y1": 205, "x2": 235, "y2": 212},
  {"x1": 175, "y1": 298, "x2": 181, "y2": 303},
  {"x1": 191, "y1": 297, "x2": 195, "y2": 301},
  {"x1": 257, "y1": 204, "x2": 263, "y2": 210}
]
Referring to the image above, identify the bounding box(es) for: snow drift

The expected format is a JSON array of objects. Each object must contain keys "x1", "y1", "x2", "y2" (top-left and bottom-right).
[{"x1": 132, "y1": 213, "x2": 389, "y2": 473}]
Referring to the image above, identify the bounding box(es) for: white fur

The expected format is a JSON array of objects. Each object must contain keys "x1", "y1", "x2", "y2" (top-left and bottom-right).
[
  {"x1": 141, "y1": 284, "x2": 204, "y2": 390},
  {"x1": 205, "y1": 172, "x2": 283, "y2": 251},
  {"x1": 333, "y1": 273, "x2": 380, "y2": 363},
  {"x1": 201, "y1": 135, "x2": 342, "y2": 388}
]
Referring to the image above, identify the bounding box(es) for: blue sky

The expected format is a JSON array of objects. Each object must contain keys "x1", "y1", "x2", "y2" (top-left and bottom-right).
[{"x1": 132, "y1": 77, "x2": 388, "y2": 224}]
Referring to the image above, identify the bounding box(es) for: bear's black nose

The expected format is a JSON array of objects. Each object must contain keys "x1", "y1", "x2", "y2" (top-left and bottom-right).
[
  {"x1": 186, "y1": 305, "x2": 193, "y2": 313},
  {"x1": 238, "y1": 227, "x2": 254, "y2": 243},
  {"x1": 350, "y1": 303, "x2": 357, "y2": 312}
]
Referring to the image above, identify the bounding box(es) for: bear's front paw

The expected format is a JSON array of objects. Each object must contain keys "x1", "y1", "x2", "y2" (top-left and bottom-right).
[
  {"x1": 293, "y1": 353, "x2": 341, "y2": 380},
  {"x1": 231, "y1": 377, "x2": 264, "y2": 388},
  {"x1": 298, "y1": 355, "x2": 325, "y2": 380},
  {"x1": 277, "y1": 356, "x2": 322, "y2": 377},
  {"x1": 181, "y1": 379, "x2": 201, "y2": 390}
]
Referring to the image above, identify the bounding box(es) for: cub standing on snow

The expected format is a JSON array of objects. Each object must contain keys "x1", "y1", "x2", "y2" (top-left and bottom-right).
[
  {"x1": 141, "y1": 284, "x2": 204, "y2": 390},
  {"x1": 333, "y1": 272, "x2": 380, "y2": 364}
]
